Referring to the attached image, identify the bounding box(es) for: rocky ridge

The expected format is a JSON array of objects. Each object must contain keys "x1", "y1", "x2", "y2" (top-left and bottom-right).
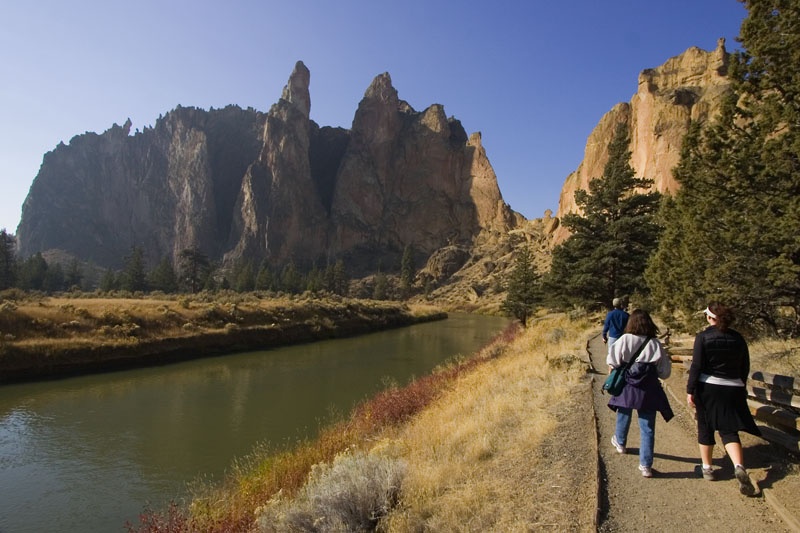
[
  {"x1": 17, "y1": 42, "x2": 733, "y2": 303},
  {"x1": 17, "y1": 61, "x2": 520, "y2": 285}
]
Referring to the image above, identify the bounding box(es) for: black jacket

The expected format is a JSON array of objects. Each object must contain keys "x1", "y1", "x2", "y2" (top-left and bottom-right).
[{"x1": 686, "y1": 326, "x2": 750, "y2": 394}]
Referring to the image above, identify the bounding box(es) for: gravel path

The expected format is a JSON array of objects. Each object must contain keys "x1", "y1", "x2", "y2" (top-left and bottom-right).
[{"x1": 587, "y1": 334, "x2": 797, "y2": 532}]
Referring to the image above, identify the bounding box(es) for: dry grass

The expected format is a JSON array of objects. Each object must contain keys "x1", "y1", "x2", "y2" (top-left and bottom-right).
[
  {"x1": 375, "y1": 313, "x2": 593, "y2": 532},
  {"x1": 748, "y1": 337, "x2": 800, "y2": 377}
]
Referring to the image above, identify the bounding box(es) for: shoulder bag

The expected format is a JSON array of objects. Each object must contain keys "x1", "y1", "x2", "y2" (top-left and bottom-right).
[{"x1": 602, "y1": 336, "x2": 652, "y2": 396}]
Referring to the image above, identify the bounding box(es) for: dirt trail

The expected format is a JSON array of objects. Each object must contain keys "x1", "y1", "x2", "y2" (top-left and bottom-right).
[{"x1": 587, "y1": 334, "x2": 799, "y2": 532}]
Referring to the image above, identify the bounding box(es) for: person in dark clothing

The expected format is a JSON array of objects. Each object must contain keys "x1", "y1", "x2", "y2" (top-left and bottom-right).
[
  {"x1": 606, "y1": 309, "x2": 673, "y2": 478},
  {"x1": 687, "y1": 302, "x2": 760, "y2": 496},
  {"x1": 602, "y1": 298, "x2": 629, "y2": 355}
]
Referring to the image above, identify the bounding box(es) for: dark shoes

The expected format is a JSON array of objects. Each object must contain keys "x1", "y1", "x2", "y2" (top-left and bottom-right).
[{"x1": 735, "y1": 465, "x2": 756, "y2": 496}]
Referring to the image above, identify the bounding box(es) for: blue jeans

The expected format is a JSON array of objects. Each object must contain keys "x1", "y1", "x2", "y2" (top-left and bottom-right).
[{"x1": 615, "y1": 407, "x2": 657, "y2": 467}]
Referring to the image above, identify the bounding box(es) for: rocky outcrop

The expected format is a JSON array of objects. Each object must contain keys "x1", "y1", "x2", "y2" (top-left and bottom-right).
[
  {"x1": 329, "y1": 73, "x2": 518, "y2": 273},
  {"x1": 16, "y1": 61, "x2": 520, "y2": 279},
  {"x1": 554, "y1": 39, "x2": 731, "y2": 242}
]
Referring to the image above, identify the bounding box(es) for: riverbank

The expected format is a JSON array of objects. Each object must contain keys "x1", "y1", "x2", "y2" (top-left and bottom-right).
[
  {"x1": 0, "y1": 292, "x2": 446, "y2": 383},
  {"x1": 128, "y1": 312, "x2": 596, "y2": 532}
]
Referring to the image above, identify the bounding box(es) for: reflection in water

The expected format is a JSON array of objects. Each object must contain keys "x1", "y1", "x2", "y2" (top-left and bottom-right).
[{"x1": 0, "y1": 313, "x2": 508, "y2": 532}]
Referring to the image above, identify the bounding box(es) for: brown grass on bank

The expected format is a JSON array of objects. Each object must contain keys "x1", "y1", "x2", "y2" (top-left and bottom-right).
[
  {"x1": 375, "y1": 313, "x2": 593, "y2": 532},
  {"x1": 0, "y1": 291, "x2": 436, "y2": 349}
]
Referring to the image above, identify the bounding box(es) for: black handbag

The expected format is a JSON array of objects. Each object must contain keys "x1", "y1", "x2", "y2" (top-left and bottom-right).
[{"x1": 602, "y1": 336, "x2": 651, "y2": 396}]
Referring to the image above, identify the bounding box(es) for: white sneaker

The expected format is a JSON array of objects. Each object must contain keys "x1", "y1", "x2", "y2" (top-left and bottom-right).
[
  {"x1": 611, "y1": 435, "x2": 626, "y2": 454},
  {"x1": 639, "y1": 465, "x2": 653, "y2": 478}
]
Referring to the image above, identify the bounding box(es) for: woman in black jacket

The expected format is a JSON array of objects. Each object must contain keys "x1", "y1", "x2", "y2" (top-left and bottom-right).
[{"x1": 686, "y1": 302, "x2": 760, "y2": 496}]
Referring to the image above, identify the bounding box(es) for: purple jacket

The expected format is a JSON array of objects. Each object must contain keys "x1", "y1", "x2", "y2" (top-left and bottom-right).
[{"x1": 608, "y1": 362, "x2": 674, "y2": 421}]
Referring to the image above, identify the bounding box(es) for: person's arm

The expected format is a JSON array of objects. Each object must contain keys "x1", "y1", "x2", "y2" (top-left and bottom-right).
[
  {"x1": 687, "y1": 331, "x2": 705, "y2": 406},
  {"x1": 655, "y1": 339, "x2": 672, "y2": 379},
  {"x1": 602, "y1": 313, "x2": 610, "y2": 341},
  {"x1": 606, "y1": 334, "x2": 626, "y2": 368},
  {"x1": 741, "y1": 337, "x2": 751, "y2": 384}
]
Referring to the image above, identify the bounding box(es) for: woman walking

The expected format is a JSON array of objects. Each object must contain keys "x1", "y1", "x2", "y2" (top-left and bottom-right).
[
  {"x1": 687, "y1": 302, "x2": 760, "y2": 496},
  {"x1": 607, "y1": 309, "x2": 674, "y2": 477}
]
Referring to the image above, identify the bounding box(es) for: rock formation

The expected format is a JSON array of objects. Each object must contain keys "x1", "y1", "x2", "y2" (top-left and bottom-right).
[
  {"x1": 16, "y1": 61, "x2": 519, "y2": 281},
  {"x1": 553, "y1": 39, "x2": 731, "y2": 243}
]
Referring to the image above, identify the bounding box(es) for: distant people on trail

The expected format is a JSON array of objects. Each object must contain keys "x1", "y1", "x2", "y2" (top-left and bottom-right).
[
  {"x1": 687, "y1": 302, "x2": 760, "y2": 496},
  {"x1": 602, "y1": 298, "x2": 629, "y2": 354},
  {"x1": 606, "y1": 309, "x2": 673, "y2": 478}
]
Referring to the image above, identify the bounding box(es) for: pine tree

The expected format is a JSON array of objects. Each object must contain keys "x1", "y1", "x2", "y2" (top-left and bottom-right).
[
  {"x1": 255, "y1": 261, "x2": 275, "y2": 291},
  {"x1": 646, "y1": 1, "x2": 800, "y2": 335},
  {"x1": 546, "y1": 122, "x2": 662, "y2": 307},
  {"x1": 148, "y1": 257, "x2": 178, "y2": 293},
  {"x1": 502, "y1": 246, "x2": 541, "y2": 326},
  {"x1": 400, "y1": 245, "x2": 415, "y2": 298},
  {"x1": 121, "y1": 246, "x2": 148, "y2": 292},
  {"x1": 0, "y1": 229, "x2": 16, "y2": 290},
  {"x1": 178, "y1": 247, "x2": 210, "y2": 293}
]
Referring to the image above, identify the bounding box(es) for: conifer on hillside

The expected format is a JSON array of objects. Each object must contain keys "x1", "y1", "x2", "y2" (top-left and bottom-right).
[
  {"x1": 646, "y1": 0, "x2": 800, "y2": 335},
  {"x1": 545, "y1": 122, "x2": 662, "y2": 308}
]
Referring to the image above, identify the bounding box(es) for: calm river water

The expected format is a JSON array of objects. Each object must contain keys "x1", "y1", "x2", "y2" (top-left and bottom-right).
[{"x1": 0, "y1": 313, "x2": 509, "y2": 532}]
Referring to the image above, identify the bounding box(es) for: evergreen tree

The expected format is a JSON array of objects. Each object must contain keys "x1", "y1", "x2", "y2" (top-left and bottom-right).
[
  {"x1": 99, "y1": 268, "x2": 119, "y2": 292},
  {"x1": 148, "y1": 257, "x2": 179, "y2": 293},
  {"x1": 324, "y1": 259, "x2": 349, "y2": 296},
  {"x1": 17, "y1": 253, "x2": 48, "y2": 291},
  {"x1": 0, "y1": 229, "x2": 16, "y2": 290},
  {"x1": 279, "y1": 261, "x2": 302, "y2": 294},
  {"x1": 399, "y1": 245, "x2": 415, "y2": 298},
  {"x1": 546, "y1": 122, "x2": 662, "y2": 307},
  {"x1": 42, "y1": 262, "x2": 65, "y2": 293},
  {"x1": 373, "y1": 271, "x2": 388, "y2": 300},
  {"x1": 646, "y1": 1, "x2": 800, "y2": 335},
  {"x1": 178, "y1": 247, "x2": 210, "y2": 293},
  {"x1": 64, "y1": 259, "x2": 83, "y2": 290},
  {"x1": 121, "y1": 246, "x2": 148, "y2": 292},
  {"x1": 306, "y1": 264, "x2": 323, "y2": 293},
  {"x1": 255, "y1": 261, "x2": 275, "y2": 291},
  {"x1": 502, "y1": 246, "x2": 541, "y2": 326},
  {"x1": 233, "y1": 260, "x2": 256, "y2": 292}
]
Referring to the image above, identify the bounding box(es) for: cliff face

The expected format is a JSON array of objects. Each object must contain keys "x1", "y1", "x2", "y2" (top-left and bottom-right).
[
  {"x1": 554, "y1": 39, "x2": 731, "y2": 242},
  {"x1": 16, "y1": 61, "x2": 518, "y2": 276}
]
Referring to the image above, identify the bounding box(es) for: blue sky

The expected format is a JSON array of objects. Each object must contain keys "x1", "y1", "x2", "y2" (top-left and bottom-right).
[{"x1": 0, "y1": 0, "x2": 747, "y2": 235}]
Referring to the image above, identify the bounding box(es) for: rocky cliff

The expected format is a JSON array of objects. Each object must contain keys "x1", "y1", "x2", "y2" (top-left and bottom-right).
[
  {"x1": 553, "y1": 39, "x2": 731, "y2": 243},
  {"x1": 17, "y1": 61, "x2": 520, "y2": 278}
]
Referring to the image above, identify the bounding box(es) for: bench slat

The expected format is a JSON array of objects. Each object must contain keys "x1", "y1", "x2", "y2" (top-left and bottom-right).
[
  {"x1": 747, "y1": 385, "x2": 800, "y2": 411},
  {"x1": 748, "y1": 399, "x2": 800, "y2": 432}
]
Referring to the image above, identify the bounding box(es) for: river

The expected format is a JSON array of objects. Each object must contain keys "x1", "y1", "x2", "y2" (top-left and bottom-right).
[{"x1": 0, "y1": 313, "x2": 509, "y2": 532}]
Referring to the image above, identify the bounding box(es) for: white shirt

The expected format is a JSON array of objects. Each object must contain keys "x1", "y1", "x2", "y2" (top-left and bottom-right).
[{"x1": 606, "y1": 333, "x2": 672, "y2": 380}]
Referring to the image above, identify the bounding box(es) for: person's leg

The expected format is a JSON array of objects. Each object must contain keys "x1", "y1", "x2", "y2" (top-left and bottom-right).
[
  {"x1": 721, "y1": 432, "x2": 756, "y2": 495},
  {"x1": 722, "y1": 438, "x2": 744, "y2": 467},
  {"x1": 700, "y1": 444, "x2": 714, "y2": 466},
  {"x1": 638, "y1": 410, "x2": 657, "y2": 468},
  {"x1": 614, "y1": 407, "x2": 632, "y2": 446}
]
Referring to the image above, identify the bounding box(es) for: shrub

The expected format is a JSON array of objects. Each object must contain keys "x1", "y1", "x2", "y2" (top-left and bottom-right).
[{"x1": 256, "y1": 450, "x2": 406, "y2": 532}]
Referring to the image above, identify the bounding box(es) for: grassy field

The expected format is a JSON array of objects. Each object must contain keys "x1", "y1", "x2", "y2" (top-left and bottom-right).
[
  {"x1": 0, "y1": 290, "x2": 445, "y2": 382},
  {"x1": 125, "y1": 312, "x2": 596, "y2": 532}
]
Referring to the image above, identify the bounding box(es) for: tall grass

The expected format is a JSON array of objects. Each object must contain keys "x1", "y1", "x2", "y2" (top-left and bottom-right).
[{"x1": 378, "y1": 313, "x2": 592, "y2": 531}]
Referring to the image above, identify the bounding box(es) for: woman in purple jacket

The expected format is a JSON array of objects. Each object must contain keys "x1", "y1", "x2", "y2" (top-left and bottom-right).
[
  {"x1": 606, "y1": 309, "x2": 674, "y2": 478},
  {"x1": 687, "y1": 302, "x2": 760, "y2": 496}
]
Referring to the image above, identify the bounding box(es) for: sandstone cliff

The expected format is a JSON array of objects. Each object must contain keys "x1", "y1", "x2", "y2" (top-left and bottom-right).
[
  {"x1": 553, "y1": 39, "x2": 731, "y2": 243},
  {"x1": 16, "y1": 61, "x2": 519, "y2": 280}
]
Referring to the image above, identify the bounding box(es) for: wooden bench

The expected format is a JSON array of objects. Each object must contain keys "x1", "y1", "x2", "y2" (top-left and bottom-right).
[
  {"x1": 747, "y1": 371, "x2": 800, "y2": 453},
  {"x1": 672, "y1": 350, "x2": 799, "y2": 453}
]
